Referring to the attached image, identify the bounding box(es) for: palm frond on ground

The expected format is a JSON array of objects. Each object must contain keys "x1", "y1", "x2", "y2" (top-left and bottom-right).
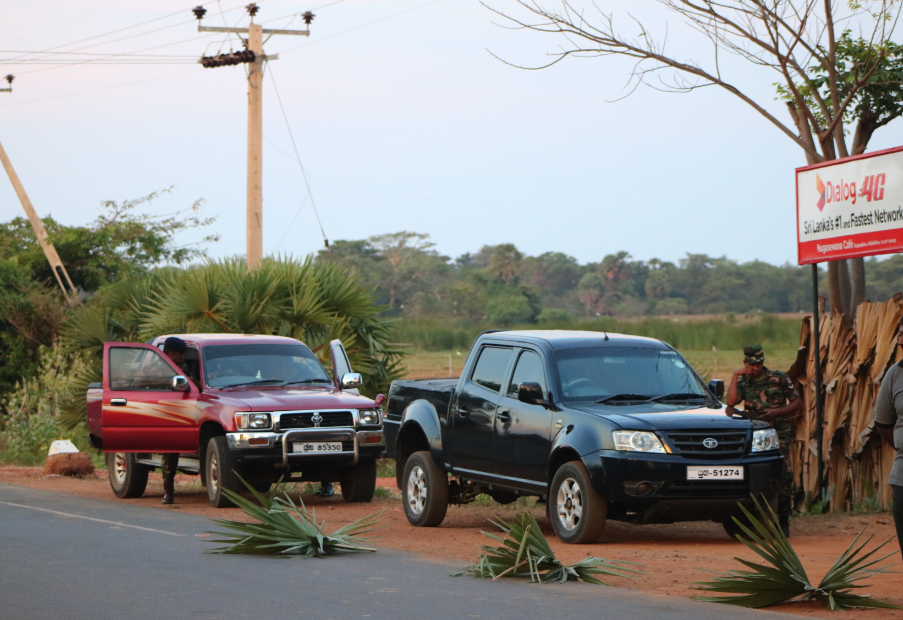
[
  {"x1": 58, "y1": 257, "x2": 405, "y2": 426},
  {"x1": 458, "y1": 512, "x2": 639, "y2": 584},
  {"x1": 694, "y1": 497, "x2": 900, "y2": 610},
  {"x1": 205, "y1": 475, "x2": 383, "y2": 557}
]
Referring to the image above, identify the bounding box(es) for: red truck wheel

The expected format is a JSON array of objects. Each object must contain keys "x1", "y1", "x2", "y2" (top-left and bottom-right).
[
  {"x1": 401, "y1": 451, "x2": 448, "y2": 527},
  {"x1": 106, "y1": 453, "x2": 149, "y2": 499},
  {"x1": 206, "y1": 436, "x2": 242, "y2": 508},
  {"x1": 340, "y1": 459, "x2": 376, "y2": 503}
]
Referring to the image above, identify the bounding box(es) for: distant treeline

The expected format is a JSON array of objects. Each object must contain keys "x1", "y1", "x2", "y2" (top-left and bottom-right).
[{"x1": 315, "y1": 231, "x2": 903, "y2": 322}]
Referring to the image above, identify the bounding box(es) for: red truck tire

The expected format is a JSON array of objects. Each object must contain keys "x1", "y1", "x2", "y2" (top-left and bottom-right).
[
  {"x1": 106, "y1": 453, "x2": 149, "y2": 499},
  {"x1": 340, "y1": 459, "x2": 377, "y2": 503},
  {"x1": 206, "y1": 436, "x2": 243, "y2": 508}
]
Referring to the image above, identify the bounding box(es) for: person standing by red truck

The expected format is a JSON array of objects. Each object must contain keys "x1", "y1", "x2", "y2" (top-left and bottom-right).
[{"x1": 160, "y1": 337, "x2": 198, "y2": 505}]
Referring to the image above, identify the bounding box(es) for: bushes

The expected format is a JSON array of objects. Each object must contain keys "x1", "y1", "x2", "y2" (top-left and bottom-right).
[{"x1": 0, "y1": 345, "x2": 87, "y2": 464}]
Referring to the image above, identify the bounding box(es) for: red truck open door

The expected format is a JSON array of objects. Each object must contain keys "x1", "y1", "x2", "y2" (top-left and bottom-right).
[
  {"x1": 329, "y1": 339, "x2": 360, "y2": 395},
  {"x1": 102, "y1": 342, "x2": 201, "y2": 453}
]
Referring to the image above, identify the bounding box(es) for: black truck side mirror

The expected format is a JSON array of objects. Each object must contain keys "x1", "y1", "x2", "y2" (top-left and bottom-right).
[
  {"x1": 517, "y1": 382, "x2": 545, "y2": 406},
  {"x1": 708, "y1": 379, "x2": 725, "y2": 400}
]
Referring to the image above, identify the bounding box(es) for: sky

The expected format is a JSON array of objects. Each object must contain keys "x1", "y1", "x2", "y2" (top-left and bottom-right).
[{"x1": 2, "y1": 0, "x2": 903, "y2": 267}]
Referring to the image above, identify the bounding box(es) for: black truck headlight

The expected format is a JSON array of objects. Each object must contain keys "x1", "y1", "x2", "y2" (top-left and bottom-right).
[
  {"x1": 235, "y1": 412, "x2": 272, "y2": 430},
  {"x1": 612, "y1": 430, "x2": 666, "y2": 453},
  {"x1": 751, "y1": 428, "x2": 779, "y2": 452},
  {"x1": 359, "y1": 409, "x2": 381, "y2": 425}
]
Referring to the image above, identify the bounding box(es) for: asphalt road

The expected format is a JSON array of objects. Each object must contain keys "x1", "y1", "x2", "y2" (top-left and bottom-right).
[{"x1": 0, "y1": 483, "x2": 794, "y2": 620}]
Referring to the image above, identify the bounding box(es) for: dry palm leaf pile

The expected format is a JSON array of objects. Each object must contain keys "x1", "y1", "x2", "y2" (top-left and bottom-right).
[
  {"x1": 205, "y1": 477, "x2": 383, "y2": 557},
  {"x1": 458, "y1": 512, "x2": 639, "y2": 584},
  {"x1": 695, "y1": 499, "x2": 899, "y2": 610},
  {"x1": 790, "y1": 295, "x2": 902, "y2": 512}
]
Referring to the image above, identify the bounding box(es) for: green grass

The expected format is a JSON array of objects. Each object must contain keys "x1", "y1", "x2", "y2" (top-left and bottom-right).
[
  {"x1": 376, "y1": 458, "x2": 396, "y2": 478},
  {"x1": 392, "y1": 315, "x2": 803, "y2": 353}
]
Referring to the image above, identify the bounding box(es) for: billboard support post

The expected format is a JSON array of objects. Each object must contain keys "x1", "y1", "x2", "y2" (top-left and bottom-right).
[{"x1": 811, "y1": 263, "x2": 825, "y2": 500}]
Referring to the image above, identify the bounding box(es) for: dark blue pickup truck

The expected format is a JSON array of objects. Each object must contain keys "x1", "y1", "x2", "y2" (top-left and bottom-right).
[{"x1": 384, "y1": 330, "x2": 784, "y2": 543}]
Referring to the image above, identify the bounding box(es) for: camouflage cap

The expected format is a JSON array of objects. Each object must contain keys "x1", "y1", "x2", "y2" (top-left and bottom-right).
[{"x1": 743, "y1": 344, "x2": 764, "y2": 364}]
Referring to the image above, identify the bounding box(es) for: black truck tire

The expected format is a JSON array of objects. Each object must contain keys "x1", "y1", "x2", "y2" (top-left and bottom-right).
[
  {"x1": 106, "y1": 452, "x2": 149, "y2": 499},
  {"x1": 205, "y1": 436, "x2": 242, "y2": 508},
  {"x1": 402, "y1": 451, "x2": 448, "y2": 527},
  {"x1": 549, "y1": 461, "x2": 607, "y2": 544},
  {"x1": 341, "y1": 458, "x2": 377, "y2": 503}
]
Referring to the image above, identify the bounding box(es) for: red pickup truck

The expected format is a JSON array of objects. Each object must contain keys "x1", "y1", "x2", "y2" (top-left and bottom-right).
[{"x1": 86, "y1": 334, "x2": 385, "y2": 507}]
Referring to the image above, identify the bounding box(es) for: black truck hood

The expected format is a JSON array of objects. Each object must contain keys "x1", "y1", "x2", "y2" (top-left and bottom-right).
[{"x1": 568, "y1": 403, "x2": 767, "y2": 431}]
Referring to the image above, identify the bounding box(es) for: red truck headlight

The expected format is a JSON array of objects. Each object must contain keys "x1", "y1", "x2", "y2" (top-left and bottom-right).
[
  {"x1": 358, "y1": 409, "x2": 381, "y2": 425},
  {"x1": 235, "y1": 412, "x2": 272, "y2": 430}
]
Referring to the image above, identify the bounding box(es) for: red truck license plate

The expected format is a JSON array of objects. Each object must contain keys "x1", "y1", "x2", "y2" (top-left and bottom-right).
[{"x1": 293, "y1": 442, "x2": 343, "y2": 454}]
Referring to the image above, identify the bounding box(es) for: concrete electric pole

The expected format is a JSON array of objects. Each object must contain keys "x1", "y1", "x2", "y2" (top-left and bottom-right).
[{"x1": 193, "y1": 4, "x2": 312, "y2": 269}]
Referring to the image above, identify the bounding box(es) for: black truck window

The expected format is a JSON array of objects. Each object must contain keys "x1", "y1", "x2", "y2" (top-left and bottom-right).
[
  {"x1": 507, "y1": 350, "x2": 546, "y2": 397},
  {"x1": 470, "y1": 347, "x2": 514, "y2": 393}
]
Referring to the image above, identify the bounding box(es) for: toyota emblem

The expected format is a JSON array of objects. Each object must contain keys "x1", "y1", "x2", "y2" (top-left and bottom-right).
[
  {"x1": 703, "y1": 438, "x2": 718, "y2": 449},
  {"x1": 311, "y1": 413, "x2": 323, "y2": 427}
]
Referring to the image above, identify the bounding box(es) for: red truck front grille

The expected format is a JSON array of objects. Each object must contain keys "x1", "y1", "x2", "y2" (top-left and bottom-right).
[{"x1": 278, "y1": 411, "x2": 354, "y2": 430}]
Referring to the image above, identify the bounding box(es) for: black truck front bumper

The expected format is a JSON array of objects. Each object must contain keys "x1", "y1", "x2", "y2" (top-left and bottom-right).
[{"x1": 585, "y1": 449, "x2": 784, "y2": 524}]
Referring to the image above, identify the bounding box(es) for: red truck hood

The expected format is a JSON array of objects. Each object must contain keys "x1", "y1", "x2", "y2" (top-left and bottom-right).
[{"x1": 209, "y1": 386, "x2": 376, "y2": 412}]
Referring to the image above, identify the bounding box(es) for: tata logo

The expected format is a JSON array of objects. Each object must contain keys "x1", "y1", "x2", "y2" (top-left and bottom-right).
[
  {"x1": 311, "y1": 413, "x2": 323, "y2": 427},
  {"x1": 703, "y1": 438, "x2": 718, "y2": 449}
]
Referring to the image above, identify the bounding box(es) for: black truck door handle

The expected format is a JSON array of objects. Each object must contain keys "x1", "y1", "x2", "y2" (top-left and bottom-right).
[
  {"x1": 456, "y1": 406, "x2": 469, "y2": 417},
  {"x1": 497, "y1": 410, "x2": 510, "y2": 422}
]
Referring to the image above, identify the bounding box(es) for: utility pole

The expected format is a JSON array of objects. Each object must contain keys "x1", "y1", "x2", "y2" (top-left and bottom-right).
[
  {"x1": 0, "y1": 138, "x2": 79, "y2": 303},
  {"x1": 193, "y1": 4, "x2": 313, "y2": 269},
  {"x1": 0, "y1": 74, "x2": 78, "y2": 303}
]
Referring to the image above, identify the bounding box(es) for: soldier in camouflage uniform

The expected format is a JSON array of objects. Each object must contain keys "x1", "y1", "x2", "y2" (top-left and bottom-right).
[{"x1": 725, "y1": 344, "x2": 802, "y2": 537}]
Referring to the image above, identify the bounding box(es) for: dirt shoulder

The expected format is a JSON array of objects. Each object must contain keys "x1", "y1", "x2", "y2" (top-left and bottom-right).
[{"x1": 2, "y1": 465, "x2": 900, "y2": 619}]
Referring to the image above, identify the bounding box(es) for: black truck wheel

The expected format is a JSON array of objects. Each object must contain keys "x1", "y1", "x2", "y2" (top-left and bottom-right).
[
  {"x1": 341, "y1": 458, "x2": 377, "y2": 503},
  {"x1": 549, "y1": 461, "x2": 607, "y2": 544},
  {"x1": 106, "y1": 452, "x2": 149, "y2": 499},
  {"x1": 205, "y1": 436, "x2": 242, "y2": 508},
  {"x1": 402, "y1": 451, "x2": 448, "y2": 527}
]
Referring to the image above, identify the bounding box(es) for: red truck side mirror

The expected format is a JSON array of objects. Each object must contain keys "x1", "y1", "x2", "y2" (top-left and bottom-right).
[{"x1": 375, "y1": 393, "x2": 386, "y2": 407}]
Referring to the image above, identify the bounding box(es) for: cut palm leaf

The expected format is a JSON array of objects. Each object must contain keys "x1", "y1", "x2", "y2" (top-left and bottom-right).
[
  {"x1": 204, "y1": 474, "x2": 383, "y2": 557},
  {"x1": 694, "y1": 497, "x2": 899, "y2": 610},
  {"x1": 457, "y1": 512, "x2": 639, "y2": 584}
]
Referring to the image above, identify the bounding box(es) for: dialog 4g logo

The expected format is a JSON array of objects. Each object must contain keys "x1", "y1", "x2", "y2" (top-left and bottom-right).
[{"x1": 815, "y1": 173, "x2": 886, "y2": 211}]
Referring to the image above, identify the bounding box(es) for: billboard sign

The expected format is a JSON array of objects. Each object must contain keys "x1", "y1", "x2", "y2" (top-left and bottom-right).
[{"x1": 796, "y1": 145, "x2": 903, "y2": 264}]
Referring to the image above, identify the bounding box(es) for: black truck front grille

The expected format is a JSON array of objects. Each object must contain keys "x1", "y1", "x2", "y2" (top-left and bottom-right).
[
  {"x1": 664, "y1": 429, "x2": 748, "y2": 459},
  {"x1": 278, "y1": 411, "x2": 354, "y2": 430}
]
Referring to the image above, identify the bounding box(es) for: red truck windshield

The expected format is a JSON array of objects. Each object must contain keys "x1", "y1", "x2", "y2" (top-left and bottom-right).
[{"x1": 202, "y1": 344, "x2": 333, "y2": 388}]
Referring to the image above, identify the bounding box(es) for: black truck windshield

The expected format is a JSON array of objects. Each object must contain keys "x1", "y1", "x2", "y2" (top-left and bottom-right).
[
  {"x1": 555, "y1": 346, "x2": 707, "y2": 403},
  {"x1": 202, "y1": 344, "x2": 332, "y2": 388}
]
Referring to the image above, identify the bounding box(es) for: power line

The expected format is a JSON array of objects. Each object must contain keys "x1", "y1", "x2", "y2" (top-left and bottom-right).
[
  {"x1": 279, "y1": 0, "x2": 446, "y2": 55},
  {"x1": 7, "y1": 0, "x2": 265, "y2": 75},
  {"x1": 0, "y1": 68, "x2": 201, "y2": 109},
  {"x1": 267, "y1": 64, "x2": 328, "y2": 249}
]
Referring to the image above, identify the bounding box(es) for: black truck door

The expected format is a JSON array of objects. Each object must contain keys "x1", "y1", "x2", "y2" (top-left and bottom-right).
[
  {"x1": 494, "y1": 349, "x2": 552, "y2": 483},
  {"x1": 448, "y1": 345, "x2": 514, "y2": 475}
]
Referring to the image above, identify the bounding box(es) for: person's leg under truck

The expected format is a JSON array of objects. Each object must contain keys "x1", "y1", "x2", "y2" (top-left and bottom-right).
[
  {"x1": 160, "y1": 453, "x2": 179, "y2": 480},
  {"x1": 774, "y1": 421, "x2": 794, "y2": 517}
]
